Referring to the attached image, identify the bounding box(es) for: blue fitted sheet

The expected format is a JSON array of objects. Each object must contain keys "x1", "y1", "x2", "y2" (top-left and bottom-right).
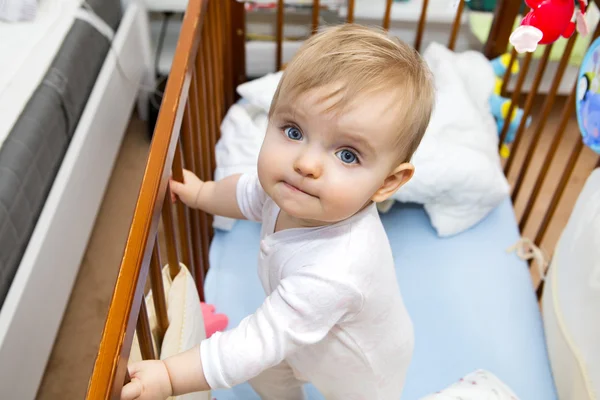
[{"x1": 205, "y1": 198, "x2": 557, "y2": 400}]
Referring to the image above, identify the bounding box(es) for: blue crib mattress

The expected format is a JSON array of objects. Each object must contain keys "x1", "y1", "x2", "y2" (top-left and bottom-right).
[{"x1": 205, "y1": 198, "x2": 557, "y2": 400}]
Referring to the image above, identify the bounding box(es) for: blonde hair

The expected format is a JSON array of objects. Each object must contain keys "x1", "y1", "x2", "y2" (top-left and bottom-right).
[{"x1": 269, "y1": 24, "x2": 435, "y2": 163}]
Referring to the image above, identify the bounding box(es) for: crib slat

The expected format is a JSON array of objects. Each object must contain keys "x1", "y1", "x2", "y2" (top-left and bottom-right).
[
  {"x1": 414, "y1": 0, "x2": 429, "y2": 52},
  {"x1": 519, "y1": 84, "x2": 576, "y2": 231},
  {"x1": 196, "y1": 45, "x2": 209, "y2": 181},
  {"x1": 189, "y1": 65, "x2": 212, "y2": 281},
  {"x1": 188, "y1": 66, "x2": 202, "y2": 160},
  {"x1": 535, "y1": 139, "x2": 584, "y2": 246},
  {"x1": 204, "y1": 82, "x2": 217, "y2": 183},
  {"x1": 383, "y1": 0, "x2": 393, "y2": 30},
  {"x1": 204, "y1": 12, "x2": 219, "y2": 238},
  {"x1": 185, "y1": 74, "x2": 204, "y2": 279},
  {"x1": 199, "y1": 17, "x2": 212, "y2": 159},
  {"x1": 173, "y1": 142, "x2": 194, "y2": 274},
  {"x1": 209, "y1": 1, "x2": 222, "y2": 168},
  {"x1": 536, "y1": 279, "x2": 546, "y2": 300},
  {"x1": 161, "y1": 187, "x2": 180, "y2": 279},
  {"x1": 195, "y1": 48, "x2": 213, "y2": 276},
  {"x1": 124, "y1": 370, "x2": 131, "y2": 385},
  {"x1": 223, "y1": 0, "x2": 234, "y2": 109},
  {"x1": 182, "y1": 102, "x2": 207, "y2": 298},
  {"x1": 211, "y1": 2, "x2": 224, "y2": 128},
  {"x1": 499, "y1": 48, "x2": 517, "y2": 97},
  {"x1": 203, "y1": 8, "x2": 218, "y2": 178},
  {"x1": 194, "y1": 60, "x2": 210, "y2": 184},
  {"x1": 498, "y1": 52, "x2": 532, "y2": 147},
  {"x1": 181, "y1": 100, "x2": 203, "y2": 273},
  {"x1": 136, "y1": 298, "x2": 156, "y2": 360},
  {"x1": 276, "y1": 0, "x2": 284, "y2": 71},
  {"x1": 209, "y1": 5, "x2": 220, "y2": 174},
  {"x1": 312, "y1": 0, "x2": 320, "y2": 34},
  {"x1": 448, "y1": 0, "x2": 464, "y2": 50},
  {"x1": 149, "y1": 242, "x2": 169, "y2": 346},
  {"x1": 504, "y1": 44, "x2": 553, "y2": 174},
  {"x1": 198, "y1": 35, "x2": 213, "y2": 210},
  {"x1": 347, "y1": 0, "x2": 355, "y2": 23},
  {"x1": 510, "y1": 32, "x2": 578, "y2": 203},
  {"x1": 230, "y1": 0, "x2": 247, "y2": 92},
  {"x1": 214, "y1": 2, "x2": 224, "y2": 118}
]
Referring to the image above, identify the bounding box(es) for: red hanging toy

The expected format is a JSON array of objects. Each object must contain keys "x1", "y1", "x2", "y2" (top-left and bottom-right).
[{"x1": 509, "y1": 0, "x2": 590, "y2": 53}]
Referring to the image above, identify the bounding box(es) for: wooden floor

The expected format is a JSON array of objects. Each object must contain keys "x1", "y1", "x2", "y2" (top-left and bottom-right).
[
  {"x1": 35, "y1": 97, "x2": 598, "y2": 398},
  {"x1": 36, "y1": 114, "x2": 151, "y2": 400}
]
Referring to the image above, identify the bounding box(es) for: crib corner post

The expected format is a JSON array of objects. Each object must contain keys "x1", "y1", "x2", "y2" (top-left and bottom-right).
[
  {"x1": 229, "y1": 0, "x2": 246, "y2": 101},
  {"x1": 483, "y1": 0, "x2": 522, "y2": 59}
]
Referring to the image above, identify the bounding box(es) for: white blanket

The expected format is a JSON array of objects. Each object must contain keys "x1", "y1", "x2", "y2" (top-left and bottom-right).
[
  {"x1": 213, "y1": 42, "x2": 509, "y2": 236},
  {"x1": 421, "y1": 369, "x2": 520, "y2": 399}
]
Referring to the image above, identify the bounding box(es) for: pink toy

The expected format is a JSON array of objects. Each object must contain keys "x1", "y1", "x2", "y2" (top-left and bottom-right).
[
  {"x1": 509, "y1": 0, "x2": 589, "y2": 53},
  {"x1": 201, "y1": 302, "x2": 229, "y2": 338}
]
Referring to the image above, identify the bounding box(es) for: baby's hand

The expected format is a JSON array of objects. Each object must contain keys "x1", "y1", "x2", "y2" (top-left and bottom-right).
[
  {"x1": 170, "y1": 169, "x2": 204, "y2": 209},
  {"x1": 121, "y1": 360, "x2": 173, "y2": 400}
]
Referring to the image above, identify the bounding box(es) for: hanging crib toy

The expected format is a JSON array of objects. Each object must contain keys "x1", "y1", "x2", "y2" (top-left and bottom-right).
[{"x1": 509, "y1": 0, "x2": 590, "y2": 53}]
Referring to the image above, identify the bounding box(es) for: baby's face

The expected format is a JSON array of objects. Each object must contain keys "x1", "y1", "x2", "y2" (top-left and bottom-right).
[{"x1": 257, "y1": 85, "x2": 404, "y2": 224}]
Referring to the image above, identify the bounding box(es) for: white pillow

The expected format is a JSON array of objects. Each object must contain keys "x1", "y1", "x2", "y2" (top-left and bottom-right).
[
  {"x1": 213, "y1": 101, "x2": 267, "y2": 231},
  {"x1": 542, "y1": 168, "x2": 600, "y2": 400},
  {"x1": 395, "y1": 42, "x2": 508, "y2": 236},
  {"x1": 129, "y1": 264, "x2": 211, "y2": 400},
  {"x1": 420, "y1": 370, "x2": 519, "y2": 399},
  {"x1": 236, "y1": 71, "x2": 283, "y2": 112}
]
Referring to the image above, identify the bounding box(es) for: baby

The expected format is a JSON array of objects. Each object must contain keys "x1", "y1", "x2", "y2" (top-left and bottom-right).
[{"x1": 122, "y1": 24, "x2": 435, "y2": 400}]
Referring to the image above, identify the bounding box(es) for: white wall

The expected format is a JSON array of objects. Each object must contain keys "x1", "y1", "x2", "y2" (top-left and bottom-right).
[{"x1": 124, "y1": 0, "x2": 189, "y2": 12}]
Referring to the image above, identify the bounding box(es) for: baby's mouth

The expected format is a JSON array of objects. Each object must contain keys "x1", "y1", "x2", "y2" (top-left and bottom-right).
[{"x1": 282, "y1": 181, "x2": 318, "y2": 198}]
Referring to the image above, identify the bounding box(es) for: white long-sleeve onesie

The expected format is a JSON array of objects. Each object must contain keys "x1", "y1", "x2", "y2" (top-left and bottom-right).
[{"x1": 200, "y1": 173, "x2": 414, "y2": 399}]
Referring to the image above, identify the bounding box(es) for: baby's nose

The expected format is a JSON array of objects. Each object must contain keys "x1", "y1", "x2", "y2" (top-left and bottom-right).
[{"x1": 294, "y1": 151, "x2": 322, "y2": 179}]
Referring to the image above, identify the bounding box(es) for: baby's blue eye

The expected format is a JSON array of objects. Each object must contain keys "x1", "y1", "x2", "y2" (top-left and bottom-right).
[
  {"x1": 336, "y1": 149, "x2": 358, "y2": 164},
  {"x1": 285, "y1": 126, "x2": 303, "y2": 140}
]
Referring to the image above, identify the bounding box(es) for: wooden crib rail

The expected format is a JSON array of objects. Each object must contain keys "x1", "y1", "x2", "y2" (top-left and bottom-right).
[{"x1": 86, "y1": 0, "x2": 215, "y2": 397}]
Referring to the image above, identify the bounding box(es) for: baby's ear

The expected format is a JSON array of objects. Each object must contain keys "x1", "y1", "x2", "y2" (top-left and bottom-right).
[{"x1": 371, "y1": 163, "x2": 414, "y2": 203}]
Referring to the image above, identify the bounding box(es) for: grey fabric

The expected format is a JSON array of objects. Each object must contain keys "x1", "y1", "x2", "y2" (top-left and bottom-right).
[{"x1": 0, "y1": 0, "x2": 122, "y2": 307}]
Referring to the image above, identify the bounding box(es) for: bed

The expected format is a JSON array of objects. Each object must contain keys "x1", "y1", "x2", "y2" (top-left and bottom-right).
[
  {"x1": 0, "y1": 0, "x2": 153, "y2": 398},
  {"x1": 87, "y1": 1, "x2": 600, "y2": 399}
]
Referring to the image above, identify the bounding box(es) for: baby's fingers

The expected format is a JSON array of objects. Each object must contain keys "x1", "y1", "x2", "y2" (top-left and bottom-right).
[
  {"x1": 121, "y1": 378, "x2": 143, "y2": 400},
  {"x1": 182, "y1": 169, "x2": 202, "y2": 184},
  {"x1": 169, "y1": 179, "x2": 184, "y2": 200},
  {"x1": 169, "y1": 179, "x2": 178, "y2": 203}
]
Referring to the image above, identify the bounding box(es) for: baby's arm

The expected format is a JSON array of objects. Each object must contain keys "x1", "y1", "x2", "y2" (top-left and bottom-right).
[
  {"x1": 201, "y1": 266, "x2": 364, "y2": 389},
  {"x1": 170, "y1": 170, "x2": 244, "y2": 219},
  {"x1": 121, "y1": 265, "x2": 363, "y2": 399}
]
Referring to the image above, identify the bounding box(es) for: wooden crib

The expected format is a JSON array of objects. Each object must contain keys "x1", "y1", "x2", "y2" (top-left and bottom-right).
[{"x1": 86, "y1": 0, "x2": 600, "y2": 398}]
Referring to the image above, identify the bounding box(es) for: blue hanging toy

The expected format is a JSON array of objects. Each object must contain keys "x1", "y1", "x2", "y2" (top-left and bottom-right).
[{"x1": 576, "y1": 36, "x2": 600, "y2": 154}]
